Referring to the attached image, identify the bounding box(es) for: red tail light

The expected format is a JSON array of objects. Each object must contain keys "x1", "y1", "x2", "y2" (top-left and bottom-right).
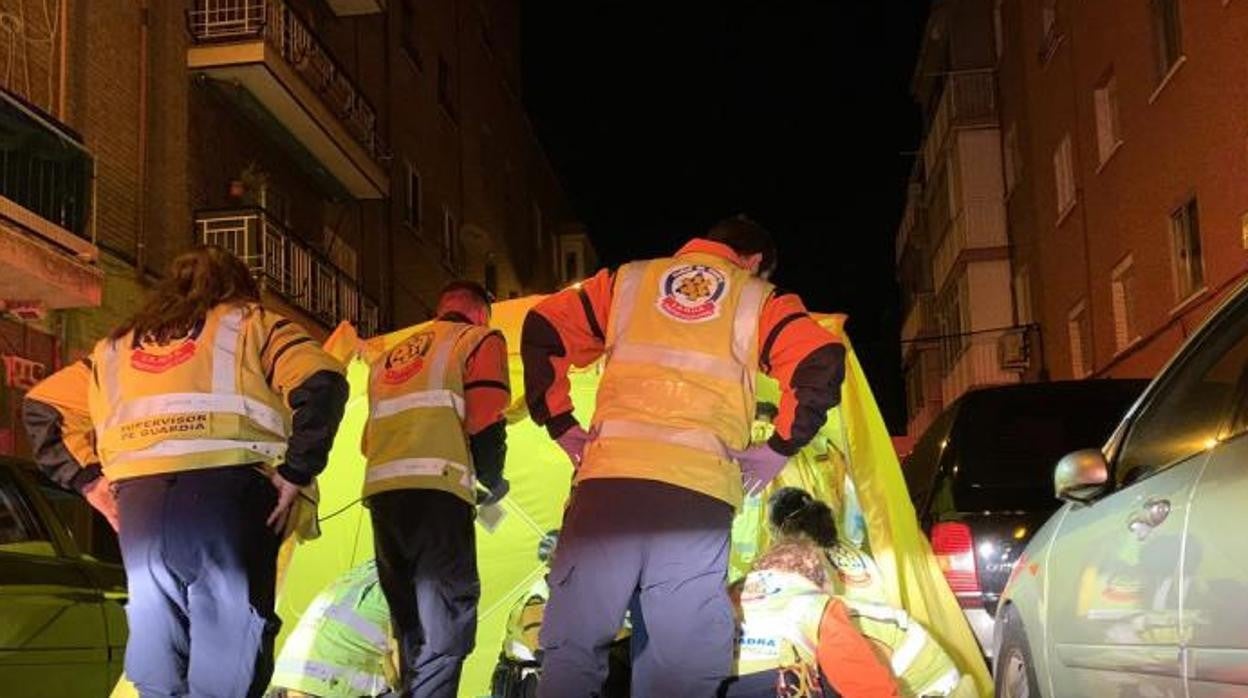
[{"x1": 931, "y1": 521, "x2": 982, "y2": 607}]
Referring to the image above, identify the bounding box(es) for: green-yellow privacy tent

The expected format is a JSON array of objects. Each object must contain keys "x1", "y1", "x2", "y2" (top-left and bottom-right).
[{"x1": 112, "y1": 295, "x2": 991, "y2": 697}]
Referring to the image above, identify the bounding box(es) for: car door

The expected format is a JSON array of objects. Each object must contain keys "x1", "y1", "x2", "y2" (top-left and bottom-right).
[
  {"x1": 0, "y1": 466, "x2": 112, "y2": 697},
  {"x1": 1044, "y1": 303, "x2": 1248, "y2": 698}
]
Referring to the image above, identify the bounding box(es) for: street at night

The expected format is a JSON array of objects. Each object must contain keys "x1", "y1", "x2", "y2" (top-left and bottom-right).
[{"x1": 1, "y1": 1, "x2": 1247, "y2": 697}]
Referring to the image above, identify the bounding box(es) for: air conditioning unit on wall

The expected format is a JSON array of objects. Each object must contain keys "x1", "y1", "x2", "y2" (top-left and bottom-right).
[{"x1": 997, "y1": 328, "x2": 1030, "y2": 371}]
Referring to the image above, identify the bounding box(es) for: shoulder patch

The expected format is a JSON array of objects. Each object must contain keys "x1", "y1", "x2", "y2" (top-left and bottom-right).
[{"x1": 657, "y1": 264, "x2": 729, "y2": 322}]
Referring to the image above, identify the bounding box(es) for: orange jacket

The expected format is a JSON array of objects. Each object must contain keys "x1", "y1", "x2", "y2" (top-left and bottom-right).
[
  {"x1": 522, "y1": 239, "x2": 845, "y2": 457},
  {"x1": 817, "y1": 597, "x2": 902, "y2": 698}
]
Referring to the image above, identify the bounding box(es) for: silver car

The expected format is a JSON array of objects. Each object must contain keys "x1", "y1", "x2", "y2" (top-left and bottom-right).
[{"x1": 995, "y1": 282, "x2": 1248, "y2": 698}]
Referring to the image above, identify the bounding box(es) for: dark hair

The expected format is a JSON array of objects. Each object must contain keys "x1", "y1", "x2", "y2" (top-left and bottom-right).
[
  {"x1": 755, "y1": 401, "x2": 779, "y2": 421},
  {"x1": 706, "y1": 214, "x2": 777, "y2": 277},
  {"x1": 438, "y1": 280, "x2": 494, "y2": 309},
  {"x1": 112, "y1": 246, "x2": 260, "y2": 343},
  {"x1": 768, "y1": 487, "x2": 837, "y2": 548}
]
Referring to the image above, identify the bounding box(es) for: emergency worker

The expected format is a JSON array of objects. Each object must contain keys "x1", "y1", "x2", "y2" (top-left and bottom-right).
[
  {"x1": 725, "y1": 541, "x2": 900, "y2": 697},
  {"x1": 23, "y1": 246, "x2": 349, "y2": 697},
  {"x1": 362, "y1": 281, "x2": 511, "y2": 698},
  {"x1": 270, "y1": 560, "x2": 397, "y2": 698},
  {"x1": 522, "y1": 215, "x2": 847, "y2": 696}
]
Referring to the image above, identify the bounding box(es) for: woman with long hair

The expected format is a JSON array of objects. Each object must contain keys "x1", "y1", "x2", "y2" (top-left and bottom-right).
[{"x1": 24, "y1": 246, "x2": 349, "y2": 697}]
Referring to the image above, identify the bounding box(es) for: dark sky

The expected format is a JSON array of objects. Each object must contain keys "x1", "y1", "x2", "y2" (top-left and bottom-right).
[{"x1": 522, "y1": 1, "x2": 928, "y2": 433}]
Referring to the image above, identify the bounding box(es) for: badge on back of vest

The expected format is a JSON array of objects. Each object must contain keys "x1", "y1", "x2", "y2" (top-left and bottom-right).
[
  {"x1": 382, "y1": 331, "x2": 435, "y2": 384},
  {"x1": 658, "y1": 264, "x2": 729, "y2": 322}
]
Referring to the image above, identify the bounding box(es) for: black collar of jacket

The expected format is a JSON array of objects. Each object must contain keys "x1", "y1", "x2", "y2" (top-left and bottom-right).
[{"x1": 438, "y1": 311, "x2": 474, "y2": 324}]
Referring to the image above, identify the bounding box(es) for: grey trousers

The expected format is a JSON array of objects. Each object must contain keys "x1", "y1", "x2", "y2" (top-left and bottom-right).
[{"x1": 538, "y1": 478, "x2": 735, "y2": 698}]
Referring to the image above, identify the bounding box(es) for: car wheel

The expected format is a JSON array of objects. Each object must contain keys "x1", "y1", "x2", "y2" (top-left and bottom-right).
[{"x1": 995, "y1": 605, "x2": 1041, "y2": 698}]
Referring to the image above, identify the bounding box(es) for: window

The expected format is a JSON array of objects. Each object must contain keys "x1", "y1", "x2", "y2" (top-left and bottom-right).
[
  {"x1": 1067, "y1": 300, "x2": 1093, "y2": 378},
  {"x1": 1013, "y1": 266, "x2": 1034, "y2": 325},
  {"x1": 1111, "y1": 255, "x2": 1138, "y2": 352},
  {"x1": 1039, "y1": 0, "x2": 1060, "y2": 61},
  {"x1": 993, "y1": 0, "x2": 1005, "y2": 60},
  {"x1": 442, "y1": 206, "x2": 458, "y2": 269},
  {"x1": 533, "y1": 203, "x2": 544, "y2": 251},
  {"x1": 403, "y1": 160, "x2": 422, "y2": 230},
  {"x1": 484, "y1": 263, "x2": 498, "y2": 298},
  {"x1": 0, "y1": 471, "x2": 52, "y2": 555},
  {"x1": 1053, "y1": 134, "x2": 1076, "y2": 218},
  {"x1": 323, "y1": 228, "x2": 358, "y2": 280},
  {"x1": 1003, "y1": 124, "x2": 1020, "y2": 195},
  {"x1": 937, "y1": 278, "x2": 969, "y2": 373},
  {"x1": 400, "y1": 0, "x2": 422, "y2": 69},
  {"x1": 437, "y1": 57, "x2": 457, "y2": 122},
  {"x1": 1094, "y1": 72, "x2": 1123, "y2": 165},
  {"x1": 1151, "y1": 0, "x2": 1183, "y2": 83},
  {"x1": 1170, "y1": 198, "x2": 1204, "y2": 302},
  {"x1": 36, "y1": 480, "x2": 121, "y2": 564},
  {"x1": 565, "y1": 250, "x2": 581, "y2": 284},
  {"x1": 905, "y1": 358, "x2": 927, "y2": 418},
  {"x1": 1116, "y1": 297, "x2": 1248, "y2": 484}
]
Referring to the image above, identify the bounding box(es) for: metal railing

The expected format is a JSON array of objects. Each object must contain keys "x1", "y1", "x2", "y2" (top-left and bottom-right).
[
  {"x1": 922, "y1": 69, "x2": 998, "y2": 179},
  {"x1": 187, "y1": 0, "x2": 385, "y2": 163},
  {"x1": 195, "y1": 207, "x2": 380, "y2": 337},
  {"x1": 932, "y1": 200, "x2": 1008, "y2": 292}
]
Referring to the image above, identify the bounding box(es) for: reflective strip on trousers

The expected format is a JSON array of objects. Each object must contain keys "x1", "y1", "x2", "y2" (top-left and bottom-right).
[
  {"x1": 595, "y1": 419, "x2": 728, "y2": 459},
  {"x1": 365, "y1": 458, "x2": 473, "y2": 489},
  {"x1": 272, "y1": 658, "x2": 388, "y2": 695},
  {"x1": 370, "y1": 389, "x2": 465, "y2": 420},
  {"x1": 322, "y1": 603, "x2": 390, "y2": 652},
  {"x1": 104, "y1": 393, "x2": 287, "y2": 437},
  {"x1": 108, "y1": 437, "x2": 286, "y2": 464}
]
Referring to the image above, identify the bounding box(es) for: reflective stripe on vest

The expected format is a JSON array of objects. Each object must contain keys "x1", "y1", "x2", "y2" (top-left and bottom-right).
[
  {"x1": 595, "y1": 419, "x2": 729, "y2": 459},
  {"x1": 272, "y1": 658, "x2": 387, "y2": 695},
  {"x1": 918, "y1": 667, "x2": 963, "y2": 697},
  {"x1": 323, "y1": 602, "x2": 390, "y2": 652},
  {"x1": 103, "y1": 393, "x2": 287, "y2": 438},
  {"x1": 108, "y1": 438, "x2": 286, "y2": 464},
  {"x1": 369, "y1": 389, "x2": 466, "y2": 421},
  {"x1": 365, "y1": 458, "x2": 473, "y2": 490}
]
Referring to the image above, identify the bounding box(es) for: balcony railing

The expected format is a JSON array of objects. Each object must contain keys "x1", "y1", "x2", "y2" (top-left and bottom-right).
[
  {"x1": 922, "y1": 69, "x2": 998, "y2": 179},
  {"x1": 932, "y1": 200, "x2": 1007, "y2": 292},
  {"x1": 940, "y1": 332, "x2": 1019, "y2": 404},
  {"x1": 901, "y1": 294, "x2": 936, "y2": 345},
  {"x1": 195, "y1": 207, "x2": 379, "y2": 337},
  {"x1": 188, "y1": 0, "x2": 385, "y2": 164}
]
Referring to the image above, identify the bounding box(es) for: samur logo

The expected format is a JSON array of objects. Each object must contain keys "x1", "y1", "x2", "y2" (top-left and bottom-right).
[
  {"x1": 830, "y1": 546, "x2": 873, "y2": 588},
  {"x1": 383, "y1": 331, "x2": 435, "y2": 384},
  {"x1": 657, "y1": 264, "x2": 728, "y2": 322},
  {"x1": 130, "y1": 326, "x2": 201, "y2": 373}
]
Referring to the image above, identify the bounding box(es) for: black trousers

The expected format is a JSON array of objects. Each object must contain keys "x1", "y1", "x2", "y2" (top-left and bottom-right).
[
  {"x1": 369, "y1": 489, "x2": 479, "y2": 698},
  {"x1": 115, "y1": 466, "x2": 281, "y2": 698}
]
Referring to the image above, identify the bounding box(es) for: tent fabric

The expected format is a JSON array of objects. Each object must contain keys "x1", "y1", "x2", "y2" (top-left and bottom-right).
[{"x1": 113, "y1": 296, "x2": 990, "y2": 698}]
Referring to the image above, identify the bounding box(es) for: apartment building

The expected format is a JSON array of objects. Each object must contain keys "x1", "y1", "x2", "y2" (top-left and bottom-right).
[
  {"x1": 0, "y1": 0, "x2": 584, "y2": 456},
  {"x1": 897, "y1": 0, "x2": 1018, "y2": 438}
]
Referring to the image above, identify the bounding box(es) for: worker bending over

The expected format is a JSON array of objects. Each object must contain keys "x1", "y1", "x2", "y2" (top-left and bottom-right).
[
  {"x1": 522, "y1": 215, "x2": 846, "y2": 696},
  {"x1": 362, "y1": 281, "x2": 511, "y2": 698},
  {"x1": 24, "y1": 247, "x2": 348, "y2": 697}
]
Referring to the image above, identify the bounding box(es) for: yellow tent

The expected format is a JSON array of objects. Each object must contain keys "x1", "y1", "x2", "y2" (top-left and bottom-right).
[{"x1": 115, "y1": 297, "x2": 991, "y2": 697}]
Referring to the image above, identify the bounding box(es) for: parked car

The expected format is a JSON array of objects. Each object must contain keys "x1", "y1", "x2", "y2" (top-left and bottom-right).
[
  {"x1": 0, "y1": 457, "x2": 126, "y2": 697},
  {"x1": 996, "y1": 282, "x2": 1248, "y2": 697},
  {"x1": 904, "y1": 380, "x2": 1148, "y2": 659}
]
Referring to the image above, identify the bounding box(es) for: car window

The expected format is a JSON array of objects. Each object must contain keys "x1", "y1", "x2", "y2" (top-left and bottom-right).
[
  {"x1": 0, "y1": 470, "x2": 55, "y2": 557},
  {"x1": 1116, "y1": 299, "x2": 1248, "y2": 485},
  {"x1": 37, "y1": 482, "x2": 122, "y2": 565},
  {"x1": 903, "y1": 404, "x2": 957, "y2": 510}
]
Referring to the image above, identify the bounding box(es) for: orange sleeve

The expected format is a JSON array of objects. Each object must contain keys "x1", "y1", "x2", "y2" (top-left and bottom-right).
[
  {"x1": 521, "y1": 269, "x2": 613, "y2": 436},
  {"x1": 757, "y1": 292, "x2": 845, "y2": 455},
  {"x1": 816, "y1": 599, "x2": 901, "y2": 698},
  {"x1": 464, "y1": 332, "x2": 511, "y2": 435}
]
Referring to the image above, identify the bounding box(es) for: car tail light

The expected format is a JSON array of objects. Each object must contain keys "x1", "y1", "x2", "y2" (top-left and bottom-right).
[{"x1": 931, "y1": 521, "x2": 982, "y2": 607}]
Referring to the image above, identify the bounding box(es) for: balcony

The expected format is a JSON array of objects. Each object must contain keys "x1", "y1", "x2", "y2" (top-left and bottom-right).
[
  {"x1": 901, "y1": 294, "x2": 935, "y2": 345},
  {"x1": 196, "y1": 207, "x2": 380, "y2": 337},
  {"x1": 941, "y1": 333, "x2": 1019, "y2": 404},
  {"x1": 922, "y1": 70, "x2": 997, "y2": 179},
  {"x1": 0, "y1": 89, "x2": 101, "y2": 311},
  {"x1": 325, "y1": 0, "x2": 385, "y2": 16},
  {"x1": 932, "y1": 200, "x2": 1007, "y2": 292},
  {"x1": 187, "y1": 0, "x2": 389, "y2": 199}
]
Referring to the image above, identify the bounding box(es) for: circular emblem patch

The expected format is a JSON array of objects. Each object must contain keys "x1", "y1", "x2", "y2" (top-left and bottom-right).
[
  {"x1": 383, "y1": 331, "x2": 435, "y2": 385},
  {"x1": 657, "y1": 264, "x2": 728, "y2": 322},
  {"x1": 830, "y1": 546, "x2": 873, "y2": 587}
]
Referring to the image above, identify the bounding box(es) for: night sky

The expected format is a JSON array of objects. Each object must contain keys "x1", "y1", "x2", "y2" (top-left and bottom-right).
[{"x1": 523, "y1": 1, "x2": 929, "y2": 433}]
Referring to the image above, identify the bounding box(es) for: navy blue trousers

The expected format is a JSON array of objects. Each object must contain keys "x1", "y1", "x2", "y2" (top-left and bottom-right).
[
  {"x1": 538, "y1": 479, "x2": 735, "y2": 698},
  {"x1": 115, "y1": 466, "x2": 281, "y2": 698},
  {"x1": 369, "y1": 489, "x2": 479, "y2": 698}
]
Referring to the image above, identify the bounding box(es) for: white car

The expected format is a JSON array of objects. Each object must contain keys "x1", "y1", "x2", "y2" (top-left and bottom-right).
[{"x1": 995, "y1": 282, "x2": 1248, "y2": 698}]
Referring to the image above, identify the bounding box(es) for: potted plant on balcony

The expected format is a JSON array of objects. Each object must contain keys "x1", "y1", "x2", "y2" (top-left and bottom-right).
[{"x1": 230, "y1": 162, "x2": 270, "y2": 207}]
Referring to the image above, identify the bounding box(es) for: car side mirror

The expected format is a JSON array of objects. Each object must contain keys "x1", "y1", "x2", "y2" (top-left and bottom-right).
[{"x1": 1055, "y1": 449, "x2": 1110, "y2": 504}]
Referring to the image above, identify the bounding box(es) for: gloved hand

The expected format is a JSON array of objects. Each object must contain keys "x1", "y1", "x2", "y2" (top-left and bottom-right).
[
  {"x1": 555, "y1": 424, "x2": 592, "y2": 468},
  {"x1": 731, "y1": 444, "x2": 790, "y2": 496},
  {"x1": 477, "y1": 477, "x2": 510, "y2": 506}
]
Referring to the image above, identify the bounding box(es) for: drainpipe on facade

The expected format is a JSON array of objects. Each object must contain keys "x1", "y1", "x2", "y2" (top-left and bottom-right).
[
  {"x1": 134, "y1": 0, "x2": 151, "y2": 279},
  {"x1": 57, "y1": 0, "x2": 68, "y2": 119}
]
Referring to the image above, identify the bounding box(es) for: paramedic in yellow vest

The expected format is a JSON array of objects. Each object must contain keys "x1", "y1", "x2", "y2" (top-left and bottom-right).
[
  {"x1": 22, "y1": 246, "x2": 348, "y2": 698},
  {"x1": 521, "y1": 215, "x2": 847, "y2": 697},
  {"x1": 362, "y1": 280, "x2": 511, "y2": 698}
]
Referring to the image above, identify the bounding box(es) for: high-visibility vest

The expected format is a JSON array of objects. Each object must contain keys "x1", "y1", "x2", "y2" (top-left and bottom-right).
[
  {"x1": 271, "y1": 560, "x2": 393, "y2": 698},
  {"x1": 735, "y1": 570, "x2": 963, "y2": 698},
  {"x1": 88, "y1": 305, "x2": 290, "y2": 481},
  {"x1": 585, "y1": 253, "x2": 772, "y2": 507},
  {"x1": 362, "y1": 319, "x2": 497, "y2": 504}
]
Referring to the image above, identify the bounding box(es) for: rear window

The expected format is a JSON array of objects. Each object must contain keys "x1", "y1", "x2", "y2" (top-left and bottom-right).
[{"x1": 951, "y1": 383, "x2": 1144, "y2": 511}]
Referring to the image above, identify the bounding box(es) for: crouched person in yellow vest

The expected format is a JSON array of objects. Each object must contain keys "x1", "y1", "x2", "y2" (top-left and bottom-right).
[
  {"x1": 362, "y1": 281, "x2": 511, "y2": 698},
  {"x1": 22, "y1": 246, "x2": 348, "y2": 698},
  {"x1": 270, "y1": 559, "x2": 397, "y2": 698}
]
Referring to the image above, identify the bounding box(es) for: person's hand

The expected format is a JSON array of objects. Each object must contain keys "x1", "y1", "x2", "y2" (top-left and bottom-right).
[
  {"x1": 555, "y1": 424, "x2": 592, "y2": 469},
  {"x1": 731, "y1": 444, "x2": 790, "y2": 496},
  {"x1": 266, "y1": 471, "x2": 302, "y2": 533},
  {"x1": 82, "y1": 478, "x2": 119, "y2": 532},
  {"x1": 477, "y1": 477, "x2": 510, "y2": 506}
]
